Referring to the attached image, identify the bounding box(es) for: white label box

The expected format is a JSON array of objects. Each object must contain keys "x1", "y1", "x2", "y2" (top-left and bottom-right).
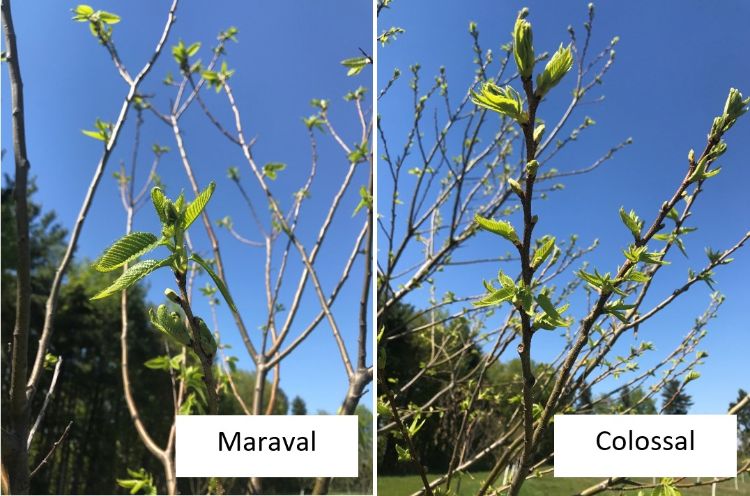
[
  {"x1": 176, "y1": 415, "x2": 358, "y2": 477},
  {"x1": 554, "y1": 414, "x2": 736, "y2": 477}
]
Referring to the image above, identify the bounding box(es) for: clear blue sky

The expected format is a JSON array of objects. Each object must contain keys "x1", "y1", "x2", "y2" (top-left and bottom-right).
[
  {"x1": 378, "y1": 0, "x2": 749, "y2": 412},
  {"x1": 1, "y1": 0, "x2": 372, "y2": 414}
]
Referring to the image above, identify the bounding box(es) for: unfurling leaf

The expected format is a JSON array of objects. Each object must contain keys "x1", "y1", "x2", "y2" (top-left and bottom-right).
[
  {"x1": 82, "y1": 129, "x2": 107, "y2": 141},
  {"x1": 151, "y1": 187, "x2": 169, "y2": 224},
  {"x1": 619, "y1": 207, "x2": 643, "y2": 240},
  {"x1": 341, "y1": 56, "x2": 370, "y2": 77},
  {"x1": 531, "y1": 236, "x2": 556, "y2": 269},
  {"x1": 182, "y1": 181, "x2": 216, "y2": 230},
  {"x1": 43, "y1": 353, "x2": 59, "y2": 371},
  {"x1": 144, "y1": 355, "x2": 177, "y2": 371},
  {"x1": 623, "y1": 245, "x2": 669, "y2": 266},
  {"x1": 684, "y1": 370, "x2": 700, "y2": 383},
  {"x1": 395, "y1": 444, "x2": 412, "y2": 462},
  {"x1": 534, "y1": 292, "x2": 571, "y2": 329},
  {"x1": 470, "y1": 82, "x2": 527, "y2": 123},
  {"x1": 194, "y1": 316, "x2": 217, "y2": 357},
  {"x1": 94, "y1": 232, "x2": 161, "y2": 272},
  {"x1": 719, "y1": 87, "x2": 749, "y2": 133},
  {"x1": 474, "y1": 213, "x2": 520, "y2": 245},
  {"x1": 149, "y1": 305, "x2": 191, "y2": 347},
  {"x1": 72, "y1": 5, "x2": 94, "y2": 21},
  {"x1": 82, "y1": 118, "x2": 112, "y2": 142},
  {"x1": 603, "y1": 300, "x2": 635, "y2": 323},
  {"x1": 474, "y1": 286, "x2": 514, "y2": 308},
  {"x1": 262, "y1": 162, "x2": 286, "y2": 180},
  {"x1": 116, "y1": 467, "x2": 157, "y2": 495},
  {"x1": 623, "y1": 269, "x2": 649, "y2": 283},
  {"x1": 686, "y1": 154, "x2": 721, "y2": 184},
  {"x1": 91, "y1": 257, "x2": 174, "y2": 300},
  {"x1": 172, "y1": 40, "x2": 201, "y2": 68},
  {"x1": 353, "y1": 185, "x2": 372, "y2": 216},
  {"x1": 347, "y1": 141, "x2": 369, "y2": 163},
  {"x1": 535, "y1": 44, "x2": 573, "y2": 98},
  {"x1": 97, "y1": 11, "x2": 120, "y2": 24}
]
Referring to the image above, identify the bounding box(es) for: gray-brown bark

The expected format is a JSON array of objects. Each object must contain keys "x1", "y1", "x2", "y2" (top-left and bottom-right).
[{"x1": 2, "y1": 0, "x2": 33, "y2": 491}]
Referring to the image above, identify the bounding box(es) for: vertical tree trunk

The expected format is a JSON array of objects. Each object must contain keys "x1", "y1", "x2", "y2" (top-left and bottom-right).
[
  {"x1": 312, "y1": 370, "x2": 372, "y2": 495},
  {"x1": 2, "y1": 1, "x2": 33, "y2": 492},
  {"x1": 249, "y1": 363, "x2": 267, "y2": 494}
]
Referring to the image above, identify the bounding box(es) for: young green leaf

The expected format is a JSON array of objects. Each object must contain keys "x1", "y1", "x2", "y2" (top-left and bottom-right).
[
  {"x1": 303, "y1": 115, "x2": 326, "y2": 131},
  {"x1": 82, "y1": 118, "x2": 112, "y2": 142},
  {"x1": 534, "y1": 292, "x2": 571, "y2": 329},
  {"x1": 91, "y1": 256, "x2": 174, "y2": 300},
  {"x1": 348, "y1": 141, "x2": 369, "y2": 163},
  {"x1": 144, "y1": 355, "x2": 178, "y2": 371},
  {"x1": 470, "y1": 82, "x2": 527, "y2": 123},
  {"x1": 149, "y1": 304, "x2": 191, "y2": 346},
  {"x1": 353, "y1": 185, "x2": 372, "y2": 216},
  {"x1": 94, "y1": 232, "x2": 161, "y2": 272},
  {"x1": 262, "y1": 163, "x2": 286, "y2": 180},
  {"x1": 72, "y1": 5, "x2": 94, "y2": 21},
  {"x1": 474, "y1": 286, "x2": 515, "y2": 308},
  {"x1": 151, "y1": 187, "x2": 169, "y2": 224},
  {"x1": 186, "y1": 41, "x2": 201, "y2": 58},
  {"x1": 623, "y1": 269, "x2": 649, "y2": 283},
  {"x1": 341, "y1": 56, "x2": 370, "y2": 76},
  {"x1": 189, "y1": 253, "x2": 238, "y2": 313},
  {"x1": 619, "y1": 207, "x2": 643, "y2": 240},
  {"x1": 82, "y1": 129, "x2": 107, "y2": 141},
  {"x1": 531, "y1": 236, "x2": 556, "y2": 269},
  {"x1": 219, "y1": 26, "x2": 239, "y2": 43},
  {"x1": 535, "y1": 44, "x2": 573, "y2": 98},
  {"x1": 182, "y1": 181, "x2": 216, "y2": 230},
  {"x1": 97, "y1": 11, "x2": 120, "y2": 24},
  {"x1": 474, "y1": 213, "x2": 520, "y2": 244},
  {"x1": 498, "y1": 270, "x2": 515, "y2": 289},
  {"x1": 684, "y1": 370, "x2": 700, "y2": 383},
  {"x1": 535, "y1": 292, "x2": 560, "y2": 319},
  {"x1": 603, "y1": 301, "x2": 635, "y2": 323},
  {"x1": 194, "y1": 316, "x2": 217, "y2": 357}
]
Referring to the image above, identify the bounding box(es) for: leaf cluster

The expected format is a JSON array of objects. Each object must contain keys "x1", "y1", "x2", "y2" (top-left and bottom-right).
[{"x1": 72, "y1": 5, "x2": 120, "y2": 42}]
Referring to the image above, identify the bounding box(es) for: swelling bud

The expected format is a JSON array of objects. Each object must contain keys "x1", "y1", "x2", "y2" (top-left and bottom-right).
[
  {"x1": 513, "y1": 10, "x2": 535, "y2": 79},
  {"x1": 164, "y1": 288, "x2": 181, "y2": 304}
]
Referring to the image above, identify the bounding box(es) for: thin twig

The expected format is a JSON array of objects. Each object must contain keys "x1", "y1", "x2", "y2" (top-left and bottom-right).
[
  {"x1": 27, "y1": 358, "x2": 63, "y2": 449},
  {"x1": 29, "y1": 421, "x2": 72, "y2": 479}
]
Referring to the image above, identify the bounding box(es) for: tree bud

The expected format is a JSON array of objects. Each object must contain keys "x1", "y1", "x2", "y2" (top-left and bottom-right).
[
  {"x1": 533, "y1": 124, "x2": 545, "y2": 144},
  {"x1": 508, "y1": 178, "x2": 524, "y2": 198},
  {"x1": 164, "y1": 288, "x2": 181, "y2": 304},
  {"x1": 513, "y1": 11, "x2": 535, "y2": 79}
]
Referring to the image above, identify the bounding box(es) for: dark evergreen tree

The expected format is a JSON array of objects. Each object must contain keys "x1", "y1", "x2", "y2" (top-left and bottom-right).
[
  {"x1": 729, "y1": 389, "x2": 750, "y2": 457},
  {"x1": 291, "y1": 395, "x2": 307, "y2": 415},
  {"x1": 661, "y1": 379, "x2": 693, "y2": 414},
  {"x1": 577, "y1": 384, "x2": 593, "y2": 413},
  {"x1": 619, "y1": 385, "x2": 633, "y2": 411}
]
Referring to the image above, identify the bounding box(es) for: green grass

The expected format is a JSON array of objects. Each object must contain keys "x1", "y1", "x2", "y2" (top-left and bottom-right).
[{"x1": 378, "y1": 471, "x2": 750, "y2": 495}]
